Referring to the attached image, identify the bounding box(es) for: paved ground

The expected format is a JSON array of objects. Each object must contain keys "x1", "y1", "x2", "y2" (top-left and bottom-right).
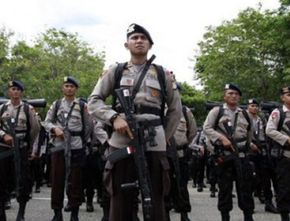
[{"x1": 6, "y1": 182, "x2": 279, "y2": 221}]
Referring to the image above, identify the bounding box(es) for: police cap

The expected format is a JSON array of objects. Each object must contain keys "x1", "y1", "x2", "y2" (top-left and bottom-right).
[
  {"x1": 280, "y1": 86, "x2": 290, "y2": 95},
  {"x1": 127, "y1": 23, "x2": 154, "y2": 45},
  {"x1": 8, "y1": 80, "x2": 25, "y2": 91},
  {"x1": 63, "y1": 76, "x2": 79, "y2": 88},
  {"x1": 224, "y1": 83, "x2": 242, "y2": 96}
]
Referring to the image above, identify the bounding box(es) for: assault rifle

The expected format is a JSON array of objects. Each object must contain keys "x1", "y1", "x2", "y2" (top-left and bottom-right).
[
  {"x1": 0, "y1": 117, "x2": 24, "y2": 198},
  {"x1": 114, "y1": 88, "x2": 153, "y2": 221},
  {"x1": 0, "y1": 98, "x2": 47, "y2": 108}
]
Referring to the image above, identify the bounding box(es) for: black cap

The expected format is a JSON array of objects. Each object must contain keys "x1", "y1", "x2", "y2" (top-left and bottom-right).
[
  {"x1": 8, "y1": 80, "x2": 25, "y2": 91},
  {"x1": 248, "y1": 98, "x2": 259, "y2": 105},
  {"x1": 280, "y1": 86, "x2": 290, "y2": 95},
  {"x1": 63, "y1": 76, "x2": 79, "y2": 88},
  {"x1": 224, "y1": 83, "x2": 242, "y2": 96},
  {"x1": 127, "y1": 23, "x2": 154, "y2": 45}
]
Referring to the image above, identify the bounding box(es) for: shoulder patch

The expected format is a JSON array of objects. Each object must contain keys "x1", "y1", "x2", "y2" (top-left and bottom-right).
[{"x1": 271, "y1": 111, "x2": 279, "y2": 120}]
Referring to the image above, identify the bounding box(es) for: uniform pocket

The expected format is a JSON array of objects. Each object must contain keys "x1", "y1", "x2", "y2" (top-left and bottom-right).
[{"x1": 145, "y1": 79, "x2": 162, "y2": 104}]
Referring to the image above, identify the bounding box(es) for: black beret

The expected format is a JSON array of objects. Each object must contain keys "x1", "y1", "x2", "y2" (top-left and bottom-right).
[
  {"x1": 280, "y1": 86, "x2": 290, "y2": 95},
  {"x1": 224, "y1": 83, "x2": 242, "y2": 96},
  {"x1": 248, "y1": 98, "x2": 259, "y2": 105},
  {"x1": 127, "y1": 23, "x2": 154, "y2": 45},
  {"x1": 8, "y1": 80, "x2": 25, "y2": 91},
  {"x1": 63, "y1": 76, "x2": 79, "y2": 88}
]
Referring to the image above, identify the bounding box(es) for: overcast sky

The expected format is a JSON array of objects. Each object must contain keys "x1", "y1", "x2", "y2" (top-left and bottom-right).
[{"x1": 0, "y1": 0, "x2": 280, "y2": 86}]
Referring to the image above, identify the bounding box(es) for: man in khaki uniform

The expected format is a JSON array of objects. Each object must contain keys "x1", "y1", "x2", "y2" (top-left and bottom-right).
[
  {"x1": 246, "y1": 98, "x2": 278, "y2": 213},
  {"x1": 168, "y1": 83, "x2": 197, "y2": 221},
  {"x1": 43, "y1": 76, "x2": 91, "y2": 221},
  {"x1": 203, "y1": 84, "x2": 255, "y2": 221},
  {"x1": 266, "y1": 86, "x2": 290, "y2": 221},
  {"x1": 88, "y1": 23, "x2": 182, "y2": 221},
  {"x1": 0, "y1": 80, "x2": 40, "y2": 221}
]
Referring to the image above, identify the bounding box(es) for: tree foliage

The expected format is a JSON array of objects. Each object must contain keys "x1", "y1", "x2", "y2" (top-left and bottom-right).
[
  {"x1": 194, "y1": 7, "x2": 290, "y2": 103},
  {"x1": 0, "y1": 28, "x2": 105, "y2": 112}
]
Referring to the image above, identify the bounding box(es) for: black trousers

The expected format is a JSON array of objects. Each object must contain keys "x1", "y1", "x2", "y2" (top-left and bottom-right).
[
  {"x1": 217, "y1": 157, "x2": 255, "y2": 213},
  {"x1": 276, "y1": 157, "x2": 290, "y2": 213},
  {"x1": 105, "y1": 151, "x2": 170, "y2": 221}
]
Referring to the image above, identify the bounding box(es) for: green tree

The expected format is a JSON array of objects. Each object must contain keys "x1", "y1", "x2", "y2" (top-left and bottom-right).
[
  {"x1": 8, "y1": 28, "x2": 105, "y2": 108},
  {"x1": 194, "y1": 7, "x2": 289, "y2": 102}
]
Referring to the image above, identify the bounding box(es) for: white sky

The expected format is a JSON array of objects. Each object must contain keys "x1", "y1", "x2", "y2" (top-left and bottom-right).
[{"x1": 0, "y1": 0, "x2": 280, "y2": 87}]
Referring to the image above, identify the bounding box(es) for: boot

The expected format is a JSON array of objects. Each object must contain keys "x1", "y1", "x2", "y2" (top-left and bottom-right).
[
  {"x1": 64, "y1": 202, "x2": 72, "y2": 212},
  {"x1": 0, "y1": 202, "x2": 7, "y2": 221},
  {"x1": 265, "y1": 200, "x2": 278, "y2": 213},
  {"x1": 221, "y1": 212, "x2": 230, "y2": 221},
  {"x1": 180, "y1": 212, "x2": 191, "y2": 221},
  {"x1": 86, "y1": 194, "x2": 94, "y2": 212},
  {"x1": 281, "y1": 212, "x2": 290, "y2": 221},
  {"x1": 4, "y1": 199, "x2": 11, "y2": 210},
  {"x1": 70, "y1": 207, "x2": 79, "y2": 221},
  {"x1": 16, "y1": 202, "x2": 26, "y2": 221},
  {"x1": 243, "y1": 212, "x2": 254, "y2": 221},
  {"x1": 101, "y1": 206, "x2": 109, "y2": 221},
  {"x1": 51, "y1": 209, "x2": 63, "y2": 221}
]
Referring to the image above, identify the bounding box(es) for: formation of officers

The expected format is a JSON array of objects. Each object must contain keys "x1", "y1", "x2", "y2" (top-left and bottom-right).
[{"x1": 0, "y1": 23, "x2": 290, "y2": 221}]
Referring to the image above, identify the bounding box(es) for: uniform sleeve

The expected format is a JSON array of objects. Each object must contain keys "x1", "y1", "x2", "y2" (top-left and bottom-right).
[
  {"x1": 94, "y1": 121, "x2": 108, "y2": 145},
  {"x1": 87, "y1": 65, "x2": 119, "y2": 125},
  {"x1": 83, "y1": 104, "x2": 93, "y2": 142},
  {"x1": 203, "y1": 107, "x2": 223, "y2": 144},
  {"x1": 186, "y1": 108, "x2": 197, "y2": 144},
  {"x1": 43, "y1": 101, "x2": 59, "y2": 133},
  {"x1": 0, "y1": 104, "x2": 5, "y2": 138},
  {"x1": 28, "y1": 106, "x2": 41, "y2": 145},
  {"x1": 164, "y1": 72, "x2": 182, "y2": 141},
  {"x1": 266, "y1": 109, "x2": 289, "y2": 146}
]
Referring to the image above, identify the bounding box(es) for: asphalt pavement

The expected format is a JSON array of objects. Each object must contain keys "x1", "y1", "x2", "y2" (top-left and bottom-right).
[{"x1": 6, "y1": 182, "x2": 279, "y2": 221}]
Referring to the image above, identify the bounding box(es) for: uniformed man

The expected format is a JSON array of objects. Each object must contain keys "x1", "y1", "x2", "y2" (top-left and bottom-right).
[
  {"x1": 88, "y1": 23, "x2": 182, "y2": 221},
  {"x1": 203, "y1": 83, "x2": 255, "y2": 221},
  {"x1": 170, "y1": 96, "x2": 197, "y2": 221},
  {"x1": 43, "y1": 76, "x2": 91, "y2": 221},
  {"x1": 246, "y1": 98, "x2": 278, "y2": 214},
  {"x1": 266, "y1": 86, "x2": 290, "y2": 221},
  {"x1": 0, "y1": 80, "x2": 40, "y2": 221}
]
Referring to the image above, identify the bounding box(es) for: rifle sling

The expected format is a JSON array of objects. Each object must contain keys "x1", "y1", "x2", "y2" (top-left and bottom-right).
[{"x1": 131, "y1": 55, "x2": 156, "y2": 101}]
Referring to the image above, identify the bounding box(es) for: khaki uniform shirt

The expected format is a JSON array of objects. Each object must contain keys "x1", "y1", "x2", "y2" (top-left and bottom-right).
[
  {"x1": 0, "y1": 100, "x2": 40, "y2": 145},
  {"x1": 88, "y1": 62, "x2": 182, "y2": 151},
  {"x1": 43, "y1": 98, "x2": 91, "y2": 150},
  {"x1": 266, "y1": 105, "x2": 290, "y2": 146},
  {"x1": 174, "y1": 106, "x2": 197, "y2": 146},
  {"x1": 203, "y1": 103, "x2": 252, "y2": 146}
]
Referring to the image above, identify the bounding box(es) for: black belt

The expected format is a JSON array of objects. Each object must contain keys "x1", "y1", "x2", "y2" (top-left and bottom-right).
[
  {"x1": 135, "y1": 105, "x2": 161, "y2": 116},
  {"x1": 138, "y1": 119, "x2": 162, "y2": 127},
  {"x1": 69, "y1": 131, "x2": 83, "y2": 136},
  {"x1": 115, "y1": 105, "x2": 161, "y2": 116}
]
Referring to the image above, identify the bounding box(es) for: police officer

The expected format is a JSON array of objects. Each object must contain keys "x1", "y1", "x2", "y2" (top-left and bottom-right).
[
  {"x1": 266, "y1": 86, "x2": 290, "y2": 221},
  {"x1": 43, "y1": 76, "x2": 91, "y2": 221},
  {"x1": 203, "y1": 83, "x2": 255, "y2": 221},
  {"x1": 170, "y1": 94, "x2": 197, "y2": 221},
  {"x1": 0, "y1": 80, "x2": 40, "y2": 221},
  {"x1": 88, "y1": 23, "x2": 182, "y2": 221},
  {"x1": 246, "y1": 98, "x2": 278, "y2": 213}
]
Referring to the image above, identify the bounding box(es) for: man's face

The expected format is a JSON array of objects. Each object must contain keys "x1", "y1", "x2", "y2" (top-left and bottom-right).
[
  {"x1": 7, "y1": 87, "x2": 22, "y2": 99},
  {"x1": 125, "y1": 33, "x2": 151, "y2": 56},
  {"x1": 247, "y1": 104, "x2": 259, "y2": 115},
  {"x1": 62, "y1": 83, "x2": 77, "y2": 97},
  {"x1": 281, "y1": 93, "x2": 290, "y2": 106},
  {"x1": 224, "y1": 89, "x2": 240, "y2": 106}
]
